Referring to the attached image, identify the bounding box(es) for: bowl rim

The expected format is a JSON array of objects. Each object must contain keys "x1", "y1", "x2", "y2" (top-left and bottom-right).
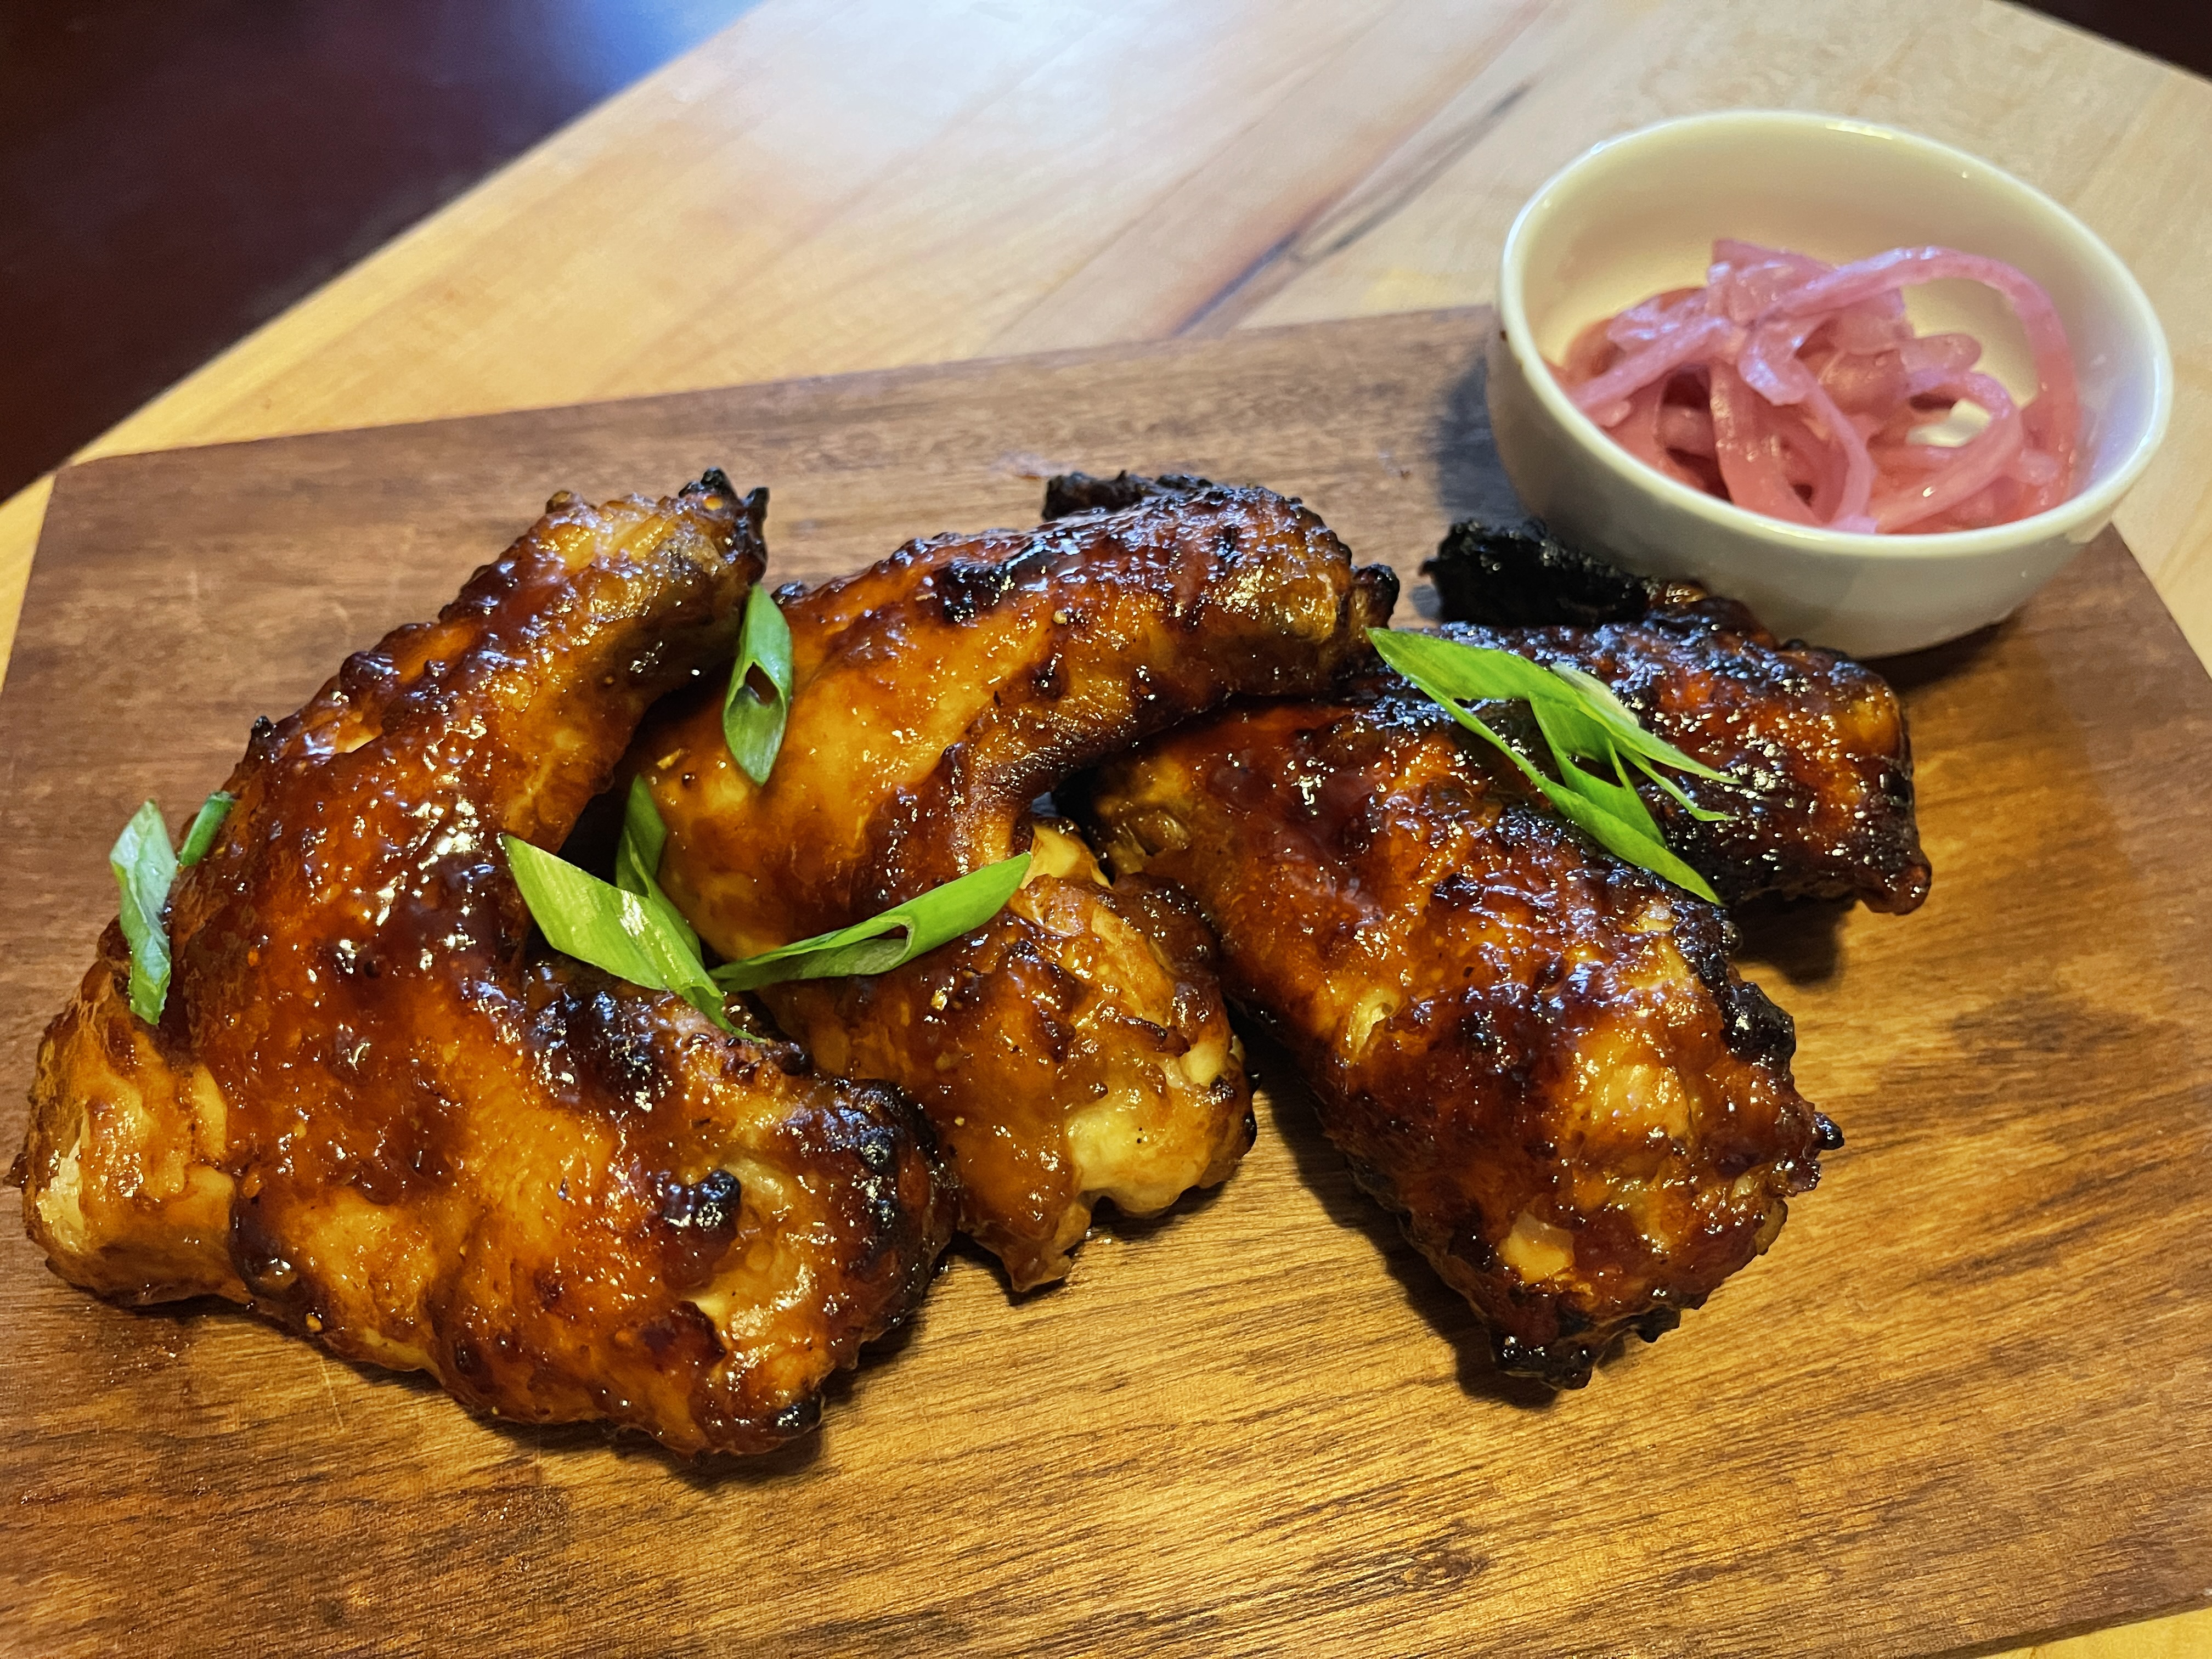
[{"x1": 1496, "y1": 109, "x2": 2175, "y2": 560}]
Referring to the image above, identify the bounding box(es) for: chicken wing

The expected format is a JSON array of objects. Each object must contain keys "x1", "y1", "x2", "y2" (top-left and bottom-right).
[
  {"x1": 14, "y1": 477, "x2": 952, "y2": 1455},
  {"x1": 1077, "y1": 691, "x2": 1836, "y2": 1385},
  {"x1": 642, "y1": 481, "x2": 1398, "y2": 1286},
  {"x1": 1423, "y1": 518, "x2": 1930, "y2": 912}
]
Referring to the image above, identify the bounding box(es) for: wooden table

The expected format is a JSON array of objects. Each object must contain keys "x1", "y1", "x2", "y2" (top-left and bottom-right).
[{"x1": 3, "y1": 3, "x2": 2206, "y2": 1654}]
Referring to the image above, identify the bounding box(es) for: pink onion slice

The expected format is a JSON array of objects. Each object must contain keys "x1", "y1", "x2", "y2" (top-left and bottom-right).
[
  {"x1": 1656, "y1": 402, "x2": 1717, "y2": 459},
  {"x1": 1605, "y1": 286, "x2": 1705, "y2": 349},
  {"x1": 1610, "y1": 380, "x2": 1711, "y2": 489},
  {"x1": 1775, "y1": 401, "x2": 1848, "y2": 521},
  {"x1": 1708, "y1": 363, "x2": 1818, "y2": 524},
  {"x1": 1768, "y1": 245, "x2": 2078, "y2": 489},
  {"x1": 1568, "y1": 312, "x2": 1742, "y2": 424},
  {"x1": 1799, "y1": 376, "x2": 1876, "y2": 529},
  {"x1": 1560, "y1": 318, "x2": 1618, "y2": 385},
  {"x1": 1544, "y1": 238, "x2": 2081, "y2": 535},
  {"x1": 1871, "y1": 373, "x2": 2024, "y2": 531}
]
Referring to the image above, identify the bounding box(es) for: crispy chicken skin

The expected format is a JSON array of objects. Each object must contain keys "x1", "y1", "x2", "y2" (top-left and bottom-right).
[
  {"x1": 1424, "y1": 519, "x2": 1931, "y2": 912},
  {"x1": 14, "y1": 479, "x2": 952, "y2": 1455},
  {"x1": 1077, "y1": 693, "x2": 1836, "y2": 1385},
  {"x1": 642, "y1": 481, "x2": 1398, "y2": 1286},
  {"x1": 757, "y1": 822, "x2": 1246, "y2": 1286}
]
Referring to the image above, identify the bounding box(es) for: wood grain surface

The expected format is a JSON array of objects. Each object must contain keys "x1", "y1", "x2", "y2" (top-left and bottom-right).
[
  {"x1": 3, "y1": 313, "x2": 2208, "y2": 1658},
  {"x1": 5, "y1": 0, "x2": 2212, "y2": 703}
]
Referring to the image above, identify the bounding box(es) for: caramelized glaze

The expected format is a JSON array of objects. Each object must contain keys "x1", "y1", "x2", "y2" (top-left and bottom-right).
[
  {"x1": 1423, "y1": 520, "x2": 1930, "y2": 911},
  {"x1": 16, "y1": 479, "x2": 952, "y2": 1454},
  {"x1": 643, "y1": 481, "x2": 1397, "y2": 1285},
  {"x1": 1079, "y1": 693, "x2": 1835, "y2": 1384}
]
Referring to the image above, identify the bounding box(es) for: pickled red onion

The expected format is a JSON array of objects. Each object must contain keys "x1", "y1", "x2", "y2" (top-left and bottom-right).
[
  {"x1": 1870, "y1": 372, "x2": 2023, "y2": 531},
  {"x1": 1550, "y1": 241, "x2": 2080, "y2": 534},
  {"x1": 1709, "y1": 362, "x2": 1816, "y2": 525},
  {"x1": 1571, "y1": 312, "x2": 1743, "y2": 428}
]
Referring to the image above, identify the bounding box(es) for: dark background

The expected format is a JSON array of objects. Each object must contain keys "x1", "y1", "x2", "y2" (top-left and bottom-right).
[
  {"x1": 0, "y1": 0, "x2": 759, "y2": 500},
  {"x1": 0, "y1": 0, "x2": 2199, "y2": 503}
]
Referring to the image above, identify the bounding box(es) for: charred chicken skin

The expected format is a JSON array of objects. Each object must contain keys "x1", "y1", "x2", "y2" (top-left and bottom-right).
[
  {"x1": 1424, "y1": 518, "x2": 1930, "y2": 912},
  {"x1": 1077, "y1": 692, "x2": 1836, "y2": 1385},
  {"x1": 14, "y1": 478, "x2": 952, "y2": 1456},
  {"x1": 641, "y1": 479, "x2": 1399, "y2": 1287}
]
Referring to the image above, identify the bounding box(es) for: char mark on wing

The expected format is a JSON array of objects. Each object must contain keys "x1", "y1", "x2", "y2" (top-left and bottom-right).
[
  {"x1": 1423, "y1": 516, "x2": 1662, "y2": 628},
  {"x1": 929, "y1": 541, "x2": 1060, "y2": 625},
  {"x1": 1668, "y1": 900, "x2": 1797, "y2": 1068},
  {"x1": 1417, "y1": 514, "x2": 1932, "y2": 914},
  {"x1": 1041, "y1": 470, "x2": 1217, "y2": 521}
]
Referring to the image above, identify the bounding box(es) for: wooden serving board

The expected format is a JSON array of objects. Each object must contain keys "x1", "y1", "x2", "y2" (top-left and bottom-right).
[{"x1": 3, "y1": 311, "x2": 2208, "y2": 1658}]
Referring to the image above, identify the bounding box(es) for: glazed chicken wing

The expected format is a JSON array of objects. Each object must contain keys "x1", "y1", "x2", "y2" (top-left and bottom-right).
[
  {"x1": 1424, "y1": 518, "x2": 1930, "y2": 912},
  {"x1": 641, "y1": 480, "x2": 1398, "y2": 1286},
  {"x1": 1078, "y1": 692, "x2": 1836, "y2": 1385},
  {"x1": 14, "y1": 478, "x2": 951, "y2": 1455}
]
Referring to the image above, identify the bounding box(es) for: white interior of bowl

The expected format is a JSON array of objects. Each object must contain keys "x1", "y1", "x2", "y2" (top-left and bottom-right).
[{"x1": 1505, "y1": 112, "x2": 2171, "y2": 539}]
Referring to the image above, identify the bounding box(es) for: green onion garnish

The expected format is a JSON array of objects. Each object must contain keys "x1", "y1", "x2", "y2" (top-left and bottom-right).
[
  {"x1": 505, "y1": 783, "x2": 1028, "y2": 1022},
  {"x1": 1367, "y1": 628, "x2": 1730, "y2": 902},
  {"x1": 722, "y1": 585, "x2": 794, "y2": 786},
  {"x1": 111, "y1": 791, "x2": 235, "y2": 1025},
  {"x1": 709, "y1": 853, "x2": 1031, "y2": 991}
]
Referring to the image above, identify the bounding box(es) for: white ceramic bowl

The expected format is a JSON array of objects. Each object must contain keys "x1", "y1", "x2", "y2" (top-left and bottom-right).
[{"x1": 1486, "y1": 110, "x2": 2172, "y2": 657}]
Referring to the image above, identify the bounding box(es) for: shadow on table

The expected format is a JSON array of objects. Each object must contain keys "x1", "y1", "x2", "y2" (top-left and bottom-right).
[
  {"x1": 1426, "y1": 345, "x2": 1528, "y2": 532},
  {"x1": 122, "y1": 1283, "x2": 848, "y2": 1486},
  {"x1": 1239, "y1": 1025, "x2": 1562, "y2": 1410}
]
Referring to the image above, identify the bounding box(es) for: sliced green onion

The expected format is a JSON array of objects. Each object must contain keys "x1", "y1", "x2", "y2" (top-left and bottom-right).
[
  {"x1": 723, "y1": 585, "x2": 794, "y2": 786},
  {"x1": 505, "y1": 834, "x2": 735, "y2": 1032},
  {"x1": 177, "y1": 792, "x2": 235, "y2": 866},
  {"x1": 111, "y1": 790, "x2": 236, "y2": 1025},
  {"x1": 1368, "y1": 628, "x2": 1728, "y2": 903},
  {"x1": 712, "y1": 853, "x2": 1031, "y2": 991},
  {"x1": 1368, "y1": 627, "x2": 1572, "y2": 708},
  {"x1": 615, "y1": 776, "x2": 699, "y2": 955},
  {"x1": 1544, "y1": 662, "x2": 1732, "y2": 782},
  {"x1": 506, "y1": 784, "x2": 1029, "y2": 1016},
  {"x1": 111, "y1": 802, "x2": 176, "y2": 1025}
]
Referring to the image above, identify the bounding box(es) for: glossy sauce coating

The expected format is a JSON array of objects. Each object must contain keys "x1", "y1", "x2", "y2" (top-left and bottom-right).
[
  {"x1": 767, "y1": 824, "x2": 1249, "y2": 1285},
  {"x1": 1079, "y1": 695, "x2": 1834, "y2": 1384},
  {"x1": 644, "y1": 482, "x2": 1397, "y2": 1285},
  {"x1": 16, "y1": 481, "x2": 952, "y2": 1455},
  {"x1": 1423, "y1": 520, "x2": 1930, "y2": 911},
  {"x1": 1429, "y1": 603, "x2": 1928, "y2": 912}
]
